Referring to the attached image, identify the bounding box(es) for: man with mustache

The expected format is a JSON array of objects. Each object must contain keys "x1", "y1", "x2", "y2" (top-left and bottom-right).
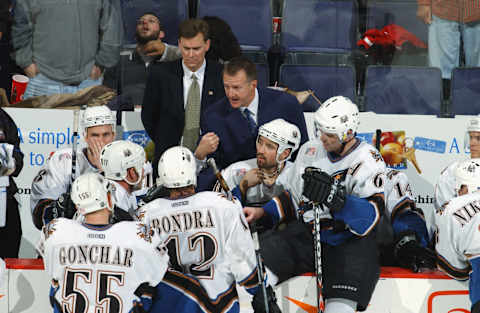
[
  {"x1": 198, "y1": 56, "x2": 308, "y2": 190},
  {"x1": 104, "y1": 12, "x2": 181, "y2": 106}
]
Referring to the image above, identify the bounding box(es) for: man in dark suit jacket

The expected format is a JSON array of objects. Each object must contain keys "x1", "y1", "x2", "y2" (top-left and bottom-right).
[
  {"x1": 197, "y1": 56, "x2": 308, "y2": 190},
  {"x1": 142, "y1": 19, "x2": 224, "y2": 176}
]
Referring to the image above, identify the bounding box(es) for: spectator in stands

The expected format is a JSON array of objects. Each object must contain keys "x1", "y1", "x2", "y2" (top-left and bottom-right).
[
  {"x1": 141, "y1": 18, "x2": 225, "y2": 178},
  {"x1": 0, "y1": 107, "x2": 24, "y2": 259},
  {"x1": 203, "y1": 16, "x2": 242, "y2": 63},
  {"x1": 197, "y1": 56, "x2": 308, "y2": 190},
  {"x1": 11, "y1": 0, "x2": 123, "y2": 99},
  {"x1": 417, "y1": 0, "x2": 480, "y2": 98},
  {"x1": 104, "y1": 12, "x2": 182, "y2": 106}
]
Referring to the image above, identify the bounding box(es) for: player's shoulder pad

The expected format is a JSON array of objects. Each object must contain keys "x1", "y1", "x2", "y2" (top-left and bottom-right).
[
  {"x1": 42, "y1": 217, "x2": 76, "y2": 241},
  {"x1": 199, "y1": 191, "x2": 241, "y2": 207},
  {"x1": 444, "y1": 192, "x2": 480, "y2": 214},
  {"x1": 48, "y1": 148, "x2": 73, "y2": 163},
  {"x1": 440, "y1": 159, "x2": 460, "y2": 177}
]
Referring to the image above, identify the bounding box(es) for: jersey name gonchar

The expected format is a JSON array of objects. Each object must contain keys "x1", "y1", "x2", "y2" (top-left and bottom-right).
[
  {"x1": 453, "y1": 200, "x2": 480, "y2": 227},
  {"x1": 150, "y1": 209, "x2": 215, "y2": 235},
  {"x1": 58, "y1": 245, "x2": 133, "y2": 267}
]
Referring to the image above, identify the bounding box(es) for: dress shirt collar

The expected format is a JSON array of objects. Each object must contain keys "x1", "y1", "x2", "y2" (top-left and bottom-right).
[
  {"x1": 182, "y1": 59, "x2": 206, "y2": 81},
  {"x1": 241, "y1": 88, "x2": 259, "y2": 121}
]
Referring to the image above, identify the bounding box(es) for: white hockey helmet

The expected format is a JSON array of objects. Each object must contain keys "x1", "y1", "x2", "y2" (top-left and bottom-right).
[
  {"x1": 314, "y1": 96, "x2": 360, "y2": 143},
  {"x1": 71, "y1": 173, "x2": 114, "y2": 215},
  {"x1": 82, "y1": 105, "x2": 116, "y2": 135},
  {"x1": 257, "y1": 118, "x2": 301, "y2": 162},
  {"x1": 455, "y1": 158, "x2": 480, "y2": 195},
  {"x1": 464, "y1": 115, "x2": 480, "y2": 153},
  {"x1": 157, "y1": 146, "x2": 196, "y2": 188},
  {"x1": 100, "y1": 140, "x2": 145, "y2": 185}
]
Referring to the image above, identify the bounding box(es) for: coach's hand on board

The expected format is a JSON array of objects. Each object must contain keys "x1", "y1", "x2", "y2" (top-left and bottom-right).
[{"x1": 194, "y1": 132, "x2": 219, "y2": 160}]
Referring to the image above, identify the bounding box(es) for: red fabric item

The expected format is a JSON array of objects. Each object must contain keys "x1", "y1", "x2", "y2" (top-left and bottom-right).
[{"x1": 357, "y1": 24, "x2": 427, "y2": 50}]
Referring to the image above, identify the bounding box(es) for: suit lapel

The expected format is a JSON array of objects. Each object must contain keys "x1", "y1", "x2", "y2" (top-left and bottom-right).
[
  {"x1": 256, "y1": 88, "x2": 268, "y2": 125},
  {"x1": 174, "y1": 60, "x2": 185, "y2": 114}
]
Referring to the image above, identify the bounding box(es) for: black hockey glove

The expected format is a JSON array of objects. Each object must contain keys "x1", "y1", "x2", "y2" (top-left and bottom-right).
[
  {"x1": 252, "y1": 285, "x2": 282, "y2": 313},
  {"x1": 394, "y1": 232, "x2": 437, "y2": 273},
  {"x1": 302, "y1": 167, "x2": 346, "y2": 212},
  {"x1": 55, "y1": 192, "x2": 76, "y2": 219},
  {"x1": 139, "y1": 185, "x2": 168, "y2": 205}
]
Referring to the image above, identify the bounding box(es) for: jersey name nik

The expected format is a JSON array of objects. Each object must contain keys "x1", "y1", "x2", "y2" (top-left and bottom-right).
[
  {"x1": 452, "y1": 199, "x2": 480, "y2": 227},
  {"x1": 58, "y1": 244, "x2": 134, "y2": 267},
  {"x1": 150, "y1": 209, "x2": 215, "y2": 236}
]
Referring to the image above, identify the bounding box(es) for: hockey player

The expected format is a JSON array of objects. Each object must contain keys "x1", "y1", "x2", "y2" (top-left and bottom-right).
[
  {"x1": 218, "y1": 118, "x2": 301, "y2": 227},
  {"x1": 137, "y1": 146, "x2": 277, "y2": 313},
  {"x1": 38, "y1": 172, "x2": 169, "y2": 313},
  {"x1": 435, "y1": 159, "x2": 480, "y2": 313},
  {"x1": 286, "y1": 96, "x2": 386, "y2": 313},
  {"x1": 383, "y1": 169, "x2": 436, "y2": 272},
  {"x1": 435, "y1": 115, "x2": 480, "y2": 219},
  {"x1": 31, "y1": 105, "x2": 116, "y2": 229},
  {"x1": 100, "y1": 140, "x2": 146, "y2": 218}
]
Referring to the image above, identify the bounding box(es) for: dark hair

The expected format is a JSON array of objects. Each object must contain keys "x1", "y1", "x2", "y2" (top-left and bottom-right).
[
  {"x1": 223, "y1": 56, "x2": 257, "y2": 81},
  {"x1": 138, "y1": 12, "x2": 162, "y2": 30},
  {"x1": 178, "y1": 19, "x2": 209, "y2": 41},
  {"x1": 203, "y1": 16, "x2": 241, "y2": 63}
]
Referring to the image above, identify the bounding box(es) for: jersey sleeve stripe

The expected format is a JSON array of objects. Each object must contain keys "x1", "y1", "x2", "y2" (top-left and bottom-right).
[
  {"x1": 162, "y1": 270, "x2": 238, "y2": 312},
  {"x1": 238, "y1": 266, "x2": 260, "y2": 289},
  {"x1": 436, "y1": 253, "x2": 471, "y2": 280}
]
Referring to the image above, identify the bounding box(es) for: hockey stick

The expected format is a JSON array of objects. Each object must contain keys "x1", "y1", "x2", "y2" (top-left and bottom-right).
[
  {"x1": 311, "y1": 199, "x2": 324, "y2": 312},
  {"x1": 375, "y1": 129, "x2": 382, "y2": 151},
  {"x1": 207, "y1": 158, "x2": 270, "y2": 313}
]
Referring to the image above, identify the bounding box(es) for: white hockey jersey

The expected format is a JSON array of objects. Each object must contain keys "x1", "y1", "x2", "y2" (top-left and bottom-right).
[
  {"x1": 220, "y1": 158, "x2": 294, "y2": 204},
  {"x1": 435, "y1": 192, "x2": 480, "y2": 280},
  {"x1": 38, "y1": 218, "x2": 168, "y2": 313},
  {"x1": 435, "y1": 160, "x2": 462, "y2": 210},
  {"x1": 110, "y1": 180, "x2": 138, "y2": 215},
  {"x1": 137, "y1": 191, "x2": 259, "y2": 309},
  {"x1": 385, "y1": 169, "x2": 415, "y2": 220},
  {"x1": 31, "y1": 148, "x2": 100, "y2": 213},
  {"x1": 287, "y1": 139, "x2": 386, "y2": 236}
]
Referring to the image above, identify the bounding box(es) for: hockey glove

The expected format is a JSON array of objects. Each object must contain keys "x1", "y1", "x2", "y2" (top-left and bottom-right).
[
  {"x1": 302, "y1": 167, "x2": 346, "y2": 212},
  {"x1": 394, "y1": 232, "x2": 437, "y2": 273},
  {"x1": 140, "y1": 185, "x2": 168, "y2": 205},
  {"x1": 251, "y1": 285, "x2": 282, "y2": 313},
  {"x1": 56, "y1": 193, "x2": 76, "y2": 219}
]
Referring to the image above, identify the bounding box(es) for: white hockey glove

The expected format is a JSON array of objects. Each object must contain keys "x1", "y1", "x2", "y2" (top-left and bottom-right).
[{"x1": 0, "y1": 143, "x2": 15, "y2": 176}]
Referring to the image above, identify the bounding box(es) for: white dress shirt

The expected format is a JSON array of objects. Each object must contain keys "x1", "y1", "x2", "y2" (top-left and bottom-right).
[
  {"x1": 182, "y1": 59, "x2": 206, "y2": 108},
  {"x1": 241, "y1": 88, "x2": 259, "y2": 124}
]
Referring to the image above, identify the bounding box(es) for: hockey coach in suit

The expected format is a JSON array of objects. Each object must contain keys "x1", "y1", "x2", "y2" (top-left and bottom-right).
[
  {"x1": 197, "y1": 56, "x2": 308, "y2": 190},
  {"x1": 141, "y1": 19, "x2": 225, "y2": 177}
]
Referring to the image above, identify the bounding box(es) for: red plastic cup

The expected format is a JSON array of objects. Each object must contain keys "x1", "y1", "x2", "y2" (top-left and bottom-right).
[
  {"x1": 10, "y1": 74, "x2": 29, "y2": 104},
  {"x1": 272, "y1": 17, "x2": 282, "y2": 33}
]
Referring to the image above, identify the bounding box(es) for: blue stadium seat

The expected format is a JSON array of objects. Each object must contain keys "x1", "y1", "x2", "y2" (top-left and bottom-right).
[
  {"x1": 255, "y1": 63, "x2": 269, "y2": 88},
  {"x1": 451, "y1": 67, "x2": 480, "y2": 115},
  {"x1": 197, "y1": 0, "x2": 272, "y2": 52},
  {"x1": 120, "y1": 0, "x2": 188, "y2": 46},
  {"x1": 282, "y1": 0, "x2": 357, "y2": 64},
  {"x1": 279, "y1": 65, "x2": 356, "y2": 112},
  {"x1": 364, "y1": 66, "x2": 442, "y2": 115}
]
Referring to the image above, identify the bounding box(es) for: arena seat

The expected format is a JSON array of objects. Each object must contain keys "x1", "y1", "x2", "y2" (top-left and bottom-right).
[
  {"x1": 279, "y1": 64, "x2": 356, "y2": 112},
  {"x1": 366, "y1": 1, "x2": 428, "y2": 66},
  {"x1": 364, "y1": 66, "x2": 442, "y2": 115},
  {"x1": 255, "y1": 63, "x2": 269, "y2": 88},
  {"x1": 197, "y1": 0, "x2": 272, "y2": 52},
  {"x1": 451, "y1": 67, "x2": 480, "y2": 115},
  {"x1": 282, "y1": 0, "x2": 357, "y2": 65},
  {"x1": 120, "y1": 0, "x2": 189, "y2": 46}
]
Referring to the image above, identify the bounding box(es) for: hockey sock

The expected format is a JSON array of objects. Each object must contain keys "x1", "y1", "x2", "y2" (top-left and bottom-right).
[{"x1": 324, "y1": 298, "x2": 356, "y2": 313}]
